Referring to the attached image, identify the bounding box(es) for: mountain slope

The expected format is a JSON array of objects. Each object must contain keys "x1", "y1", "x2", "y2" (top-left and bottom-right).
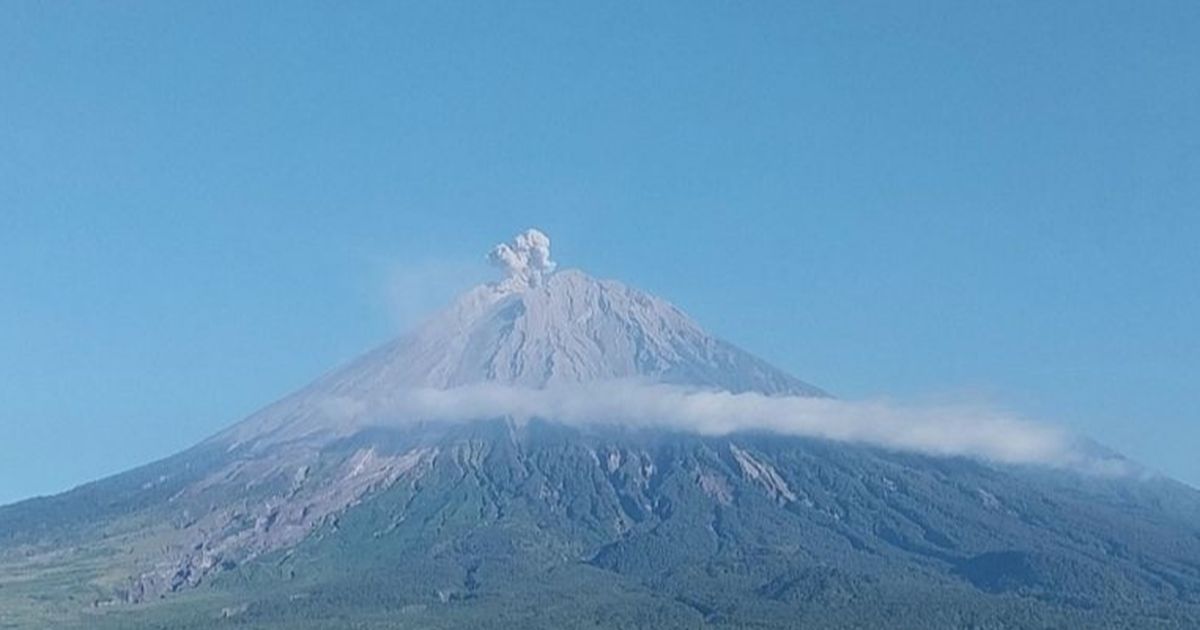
[
  {"x1": 6, "y1": 421, "x2": 1199, "y2": 629},
  {"x1": 2, "y1": 233, "x2": 1199, "y2": 629},
  {"x1": 218, "y1": 267, "x2": 825, "y2": 450}
]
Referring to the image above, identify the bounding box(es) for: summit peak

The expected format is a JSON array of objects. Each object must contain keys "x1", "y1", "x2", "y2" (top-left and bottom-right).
[{"x1": 221, "y1": 254, "x2": 825, "y2": 446}]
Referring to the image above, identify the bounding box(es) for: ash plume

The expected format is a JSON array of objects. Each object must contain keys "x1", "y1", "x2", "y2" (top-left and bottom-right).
[{"x1": 488, "y1": 228, "x2": 556, "y2": 286}]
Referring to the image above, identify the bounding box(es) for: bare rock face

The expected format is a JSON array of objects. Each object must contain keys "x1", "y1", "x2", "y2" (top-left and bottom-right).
[{"x1": 731, "y1": 444, "x2": 798, "y2": 504}]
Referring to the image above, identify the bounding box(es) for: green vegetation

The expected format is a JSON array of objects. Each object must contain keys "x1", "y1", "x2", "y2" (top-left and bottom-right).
[{"x1": 3, "y1": 423, "x2": 1200, "y2": 628}]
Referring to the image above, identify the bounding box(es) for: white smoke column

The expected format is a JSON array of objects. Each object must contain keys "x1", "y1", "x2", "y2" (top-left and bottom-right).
[{"x1": 488, "y1": 228, "x2": 557, "y2": 286}]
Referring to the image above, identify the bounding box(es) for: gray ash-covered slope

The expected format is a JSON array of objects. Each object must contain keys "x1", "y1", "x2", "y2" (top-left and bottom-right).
[
  {"x1": 344, "y1": 267, "x2": 820, "y2": 394},
  {"x1": 2, "y1": 231, "x2": 1200, "y2": 629},
  {"x1": 222, "y1": 266, "x2": 824, "y2": 449}
]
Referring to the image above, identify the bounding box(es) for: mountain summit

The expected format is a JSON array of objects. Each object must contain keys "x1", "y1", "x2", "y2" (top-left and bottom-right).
[
  {"x1": 220, "y1": 230, "x2": 823, "y2": 448},
  {"x1": 307, "y1": 228, "x2": 822, "y2": 394},
  {"x1": 2, "y1": 230, "x2": 1200, "y2": 629},
  {"x1": 343, "y1": 267, "x2": 823, "y2": 394}
]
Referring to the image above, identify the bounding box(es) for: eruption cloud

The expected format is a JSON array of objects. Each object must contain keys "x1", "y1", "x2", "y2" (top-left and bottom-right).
[{"x1": 488, "y1": 228, "x2": 556, "y2": 286}]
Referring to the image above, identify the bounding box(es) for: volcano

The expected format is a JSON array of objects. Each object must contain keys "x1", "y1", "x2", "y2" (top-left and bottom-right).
[{"x1": 2, "y1": 230, "x2": 1199, "y2": 629}]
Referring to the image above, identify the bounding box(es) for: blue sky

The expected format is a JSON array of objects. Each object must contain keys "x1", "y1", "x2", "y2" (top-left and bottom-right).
[{"x1": 1, "y1": 2, "x2": 1197, "y2": 505}]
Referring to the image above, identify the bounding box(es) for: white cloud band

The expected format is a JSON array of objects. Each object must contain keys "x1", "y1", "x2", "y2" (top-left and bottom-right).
[{"x1": 323, "y1": 381, "x2": 1109, "y2": 468}]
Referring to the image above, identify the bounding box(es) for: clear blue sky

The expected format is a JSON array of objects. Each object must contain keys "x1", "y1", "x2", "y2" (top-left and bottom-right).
[{"x1": 2, "y1": 2, "x2": 1197, "y2": 505}]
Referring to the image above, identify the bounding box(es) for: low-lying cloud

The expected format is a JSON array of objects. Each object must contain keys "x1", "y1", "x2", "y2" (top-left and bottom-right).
[{"x1": 335, "y1": 381, "x2": 1112, "y2": 469}]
